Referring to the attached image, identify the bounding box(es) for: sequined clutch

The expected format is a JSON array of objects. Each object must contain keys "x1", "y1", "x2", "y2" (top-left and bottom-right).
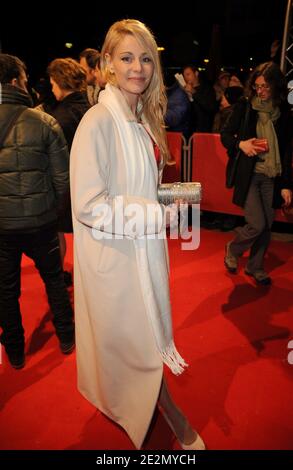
[{"x1": 158, "y1": 182, "x2": 202, "y2": 205}]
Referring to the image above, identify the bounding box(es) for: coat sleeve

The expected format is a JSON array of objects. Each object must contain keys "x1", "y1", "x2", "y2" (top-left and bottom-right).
[
  {"x1": 220, "y1": 99, "x2": 247, "y2": 158},
  {"x1": 70, "y1": 108, "x2": 164, "y2": 238},
  {"x1": 44, "y1": 115, "x2": 70, "y2": 208}
]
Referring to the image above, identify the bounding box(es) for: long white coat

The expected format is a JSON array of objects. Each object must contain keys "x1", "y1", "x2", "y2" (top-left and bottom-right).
[{"x1": 70, "y1": 87, "x2": 168, "y2": 448}]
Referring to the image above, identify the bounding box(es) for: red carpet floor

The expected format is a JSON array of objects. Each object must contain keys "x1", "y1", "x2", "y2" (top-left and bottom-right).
[{"x1": 0, "y1": 229, "x2": 292, "y2": 450}]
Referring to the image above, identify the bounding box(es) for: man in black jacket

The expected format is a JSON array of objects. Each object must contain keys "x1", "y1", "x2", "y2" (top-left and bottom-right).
[{"x1": 0, "y1": 54, "x2": 74, "y2": 369}]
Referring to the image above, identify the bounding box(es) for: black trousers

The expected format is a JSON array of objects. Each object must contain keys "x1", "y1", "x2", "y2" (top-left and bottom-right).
[
  {"x1": 0, "y1": 227, "x2": 74, "y2": 356},
  {"x1": 230, "y1": 173, "x2": 275, "y2": 272}
]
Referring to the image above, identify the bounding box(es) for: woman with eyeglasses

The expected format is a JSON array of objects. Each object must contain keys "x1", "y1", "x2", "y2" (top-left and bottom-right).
[{"x1": 221, "y1": 62, "x2": 292, "y2": 285}]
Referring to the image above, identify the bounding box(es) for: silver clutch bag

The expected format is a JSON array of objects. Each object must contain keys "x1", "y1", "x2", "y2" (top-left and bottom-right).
[{"x1": 158, "y1": 182, "x2": 202, "y2": 205}]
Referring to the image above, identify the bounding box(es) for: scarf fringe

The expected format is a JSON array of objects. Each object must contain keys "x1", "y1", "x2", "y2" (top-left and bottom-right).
[{"x1": 161, "y1": 341, "x2": 188, "y2": 375}]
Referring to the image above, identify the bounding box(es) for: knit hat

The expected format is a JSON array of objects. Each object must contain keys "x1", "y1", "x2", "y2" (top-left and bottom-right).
[{"x1": 224, "y1": 86, "x2": 244, "y2": 105}]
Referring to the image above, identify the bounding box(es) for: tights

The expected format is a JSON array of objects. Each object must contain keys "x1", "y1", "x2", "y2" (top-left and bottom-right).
[{"x1": 158, "y1": 378, "x2": 197, "y2": 445}]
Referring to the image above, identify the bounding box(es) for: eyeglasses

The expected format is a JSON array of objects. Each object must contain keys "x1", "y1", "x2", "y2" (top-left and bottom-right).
[{"x1": 253, "y1": 84, "x2": 270, "y2": 91}]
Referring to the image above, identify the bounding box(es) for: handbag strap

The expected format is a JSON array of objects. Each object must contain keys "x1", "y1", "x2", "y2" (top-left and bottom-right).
[{"x1": 0, "y1": 107, "x2": 26, "y2": 150}]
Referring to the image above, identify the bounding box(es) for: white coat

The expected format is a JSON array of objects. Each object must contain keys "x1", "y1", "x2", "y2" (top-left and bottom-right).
[{"x1": 70, "y1": 85, "x2": 183, "y2": 448}]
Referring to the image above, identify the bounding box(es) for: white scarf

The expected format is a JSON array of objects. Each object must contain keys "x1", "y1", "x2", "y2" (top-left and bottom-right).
[{"x1": 99, "y1": 84, "x2": 187, "y2": 375}]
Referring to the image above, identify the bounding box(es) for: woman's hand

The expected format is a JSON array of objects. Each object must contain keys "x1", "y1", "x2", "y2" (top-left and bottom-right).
[
  {"x1": 165, "y1": 203, "x2": 179, "y2": 228},
  {"x1": 239, "y1": 138, "x2": 263, "y2": 157},
  {"x1": 281, "y1": 189, "x2": 292, "y2": 207}
]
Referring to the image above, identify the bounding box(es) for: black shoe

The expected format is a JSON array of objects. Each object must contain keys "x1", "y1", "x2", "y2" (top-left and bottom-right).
[
  {"x1": 7, "y1": 353, "x2": 25, "y2": 369},
  {"x1": 244, "y1": 269, "x2": 272, "y2": 286},
  {"x1": 63, "y1": 270, "x2": 73, "y2": 287},
  {"x1": 60, "y1": 339, "x2": 75, "y2": 354}
]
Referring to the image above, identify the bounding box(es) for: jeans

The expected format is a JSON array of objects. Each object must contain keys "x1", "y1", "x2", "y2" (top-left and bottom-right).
[{"x1": 0, "y1": 226, "x2": 74, "y2": 356}]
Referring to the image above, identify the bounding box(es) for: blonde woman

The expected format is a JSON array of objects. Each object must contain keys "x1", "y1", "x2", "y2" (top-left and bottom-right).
[{"x1": 70, "y1": 19, "x2": 205, "y2": 450}]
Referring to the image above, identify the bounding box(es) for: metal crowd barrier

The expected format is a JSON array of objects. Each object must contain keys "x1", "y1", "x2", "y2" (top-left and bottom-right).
[{"x1": 164, "y1": 132, "x2": 293, "y2": 224}]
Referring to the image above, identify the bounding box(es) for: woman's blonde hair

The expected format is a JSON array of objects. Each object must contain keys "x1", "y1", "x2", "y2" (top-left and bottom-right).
[
  {"x1": 47, "y1": 58, "x2": 87, "y2": 92},
  {"x1": 100, "y1": 19, "x2": 169, "y2": 165}
]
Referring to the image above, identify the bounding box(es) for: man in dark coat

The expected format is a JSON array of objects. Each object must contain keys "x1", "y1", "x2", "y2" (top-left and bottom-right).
[
  {"x1": 0, "y1": 54, "x2": 74, "y2": 369},
  {"x1": 165, "y1": 79, "x2": 192, "y2": 139},
  {"x1": 183, "y1": 65, "x2": 217, "y2": 133}
]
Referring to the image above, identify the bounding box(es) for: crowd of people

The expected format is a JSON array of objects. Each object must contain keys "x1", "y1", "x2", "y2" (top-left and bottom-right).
[{"x1": 0, "y1": 20, "x2": 292, "y2": 451}]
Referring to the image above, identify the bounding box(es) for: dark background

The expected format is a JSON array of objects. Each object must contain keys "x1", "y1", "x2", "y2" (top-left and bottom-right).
[{"x1": 0, "y1": 0, "x2": 288, "y2": 85}]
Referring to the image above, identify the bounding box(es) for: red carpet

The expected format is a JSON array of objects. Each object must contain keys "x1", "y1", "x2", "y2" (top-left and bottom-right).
[{"x1": 0, "y1": 230, "x2": 292, "y2": 450}]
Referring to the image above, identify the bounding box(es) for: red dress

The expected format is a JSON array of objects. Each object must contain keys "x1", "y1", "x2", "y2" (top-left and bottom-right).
[{"x1": 142, "y1": 125, "x2": 161, "y2": 166}]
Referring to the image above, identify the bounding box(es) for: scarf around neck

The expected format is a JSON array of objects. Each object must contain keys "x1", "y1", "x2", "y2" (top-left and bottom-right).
[
  {"x1": 251, "y1": 96, "x2": 282, "y2": 177},
  {"x1": 98, "y1": 84, "x2": 187, "y2": 375}
]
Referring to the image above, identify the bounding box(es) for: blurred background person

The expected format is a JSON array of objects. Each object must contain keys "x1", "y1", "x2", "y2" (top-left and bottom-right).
[
  {"x1": 229, "y1": 74, "x2": 244, "y2": 88},
  {"x1": 34, "y1": 76, "x2": 58, "y2": 114},
  {"x1": 0, "y1": 54, "x2": 74, "y2": 368},
  {"x1": 213, "y1": 70, "x2": 231, "y2": 102},
  {"x1": 164, "y1": 70, "x2": 192, "y2": 139},
  {"x1": 79, "y1": 48, "x2": 106, "y2": 105},
  {"x1": 47, "y1": 58, "x2": 90, "y2": 286},
  {"x1": 213, "y1": 85, "x2": 244, "y2": 133},
  {"x1": 183, "y1": 65, "x2": 217, "y2": 132}
]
